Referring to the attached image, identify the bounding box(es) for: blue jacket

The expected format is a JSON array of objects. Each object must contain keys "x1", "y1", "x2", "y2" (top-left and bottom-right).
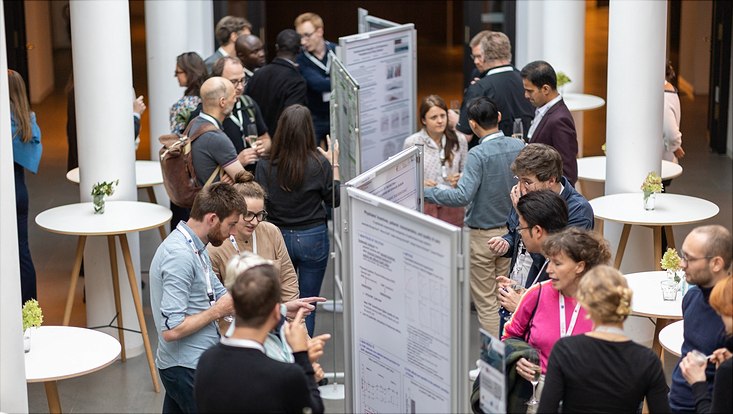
[
  {"x1": 12, "y1": 112, "x2": 42, "y2": 174},
  {"x1": 296, "y1": 41, "x2": 336, "y2": 132}
]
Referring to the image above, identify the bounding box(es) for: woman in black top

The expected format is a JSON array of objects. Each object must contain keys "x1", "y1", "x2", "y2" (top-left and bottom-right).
[
  {"x1": 255, "y1": 104, "x2": 339, "y2": 336},
  {"x1": 680, "y1": 275, "x2": 732, "y2": 414},
  {"x1": 538, "y1": 265, "x2": 670, "y2": 413}
]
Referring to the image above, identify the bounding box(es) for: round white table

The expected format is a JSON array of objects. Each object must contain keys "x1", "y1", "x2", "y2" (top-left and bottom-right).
[
  {"x1": 577, "y1": 156, "x2": 683, "y2": 183},
  {"x1": 562, "y1": 93, "x2": 606, "y2": 112},
  {"x1": 25, "y1": 326, "x2": 121, "y2": 413},
  {"x1": 590, "y1": 193, "x2": 719, "y2": 270},
  {"x1": 35, "y1": 201, "x2": 171, "y2": 393},
  {"x1": 659, "y1": 320, "x2": 684, "y2": 358},
  {"x1": 624, "y1": 271, "x2": 683, "y2": 357},
  {"x1": 66, "y1": 160, "x2": 166, "y2": 240}
]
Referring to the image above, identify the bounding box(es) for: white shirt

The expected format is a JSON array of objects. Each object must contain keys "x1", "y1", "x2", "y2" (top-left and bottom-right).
[{"x1": 527, "y1": 94, "x2": 563, "y2": 139}]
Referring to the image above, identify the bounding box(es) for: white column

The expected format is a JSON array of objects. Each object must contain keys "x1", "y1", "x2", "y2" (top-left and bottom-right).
[
  {"x1": 70, "y1": 0, "x2": 143, "y2": 356},
  {"x1": 186, "y1": 0, "x2": 214, "y2": 59},
  {"x1": 0, "y1": 3, "x2": 30, "y2": 411},
  {"x1": 514, "y1": 0, "x2": 544, "y2": 69}
]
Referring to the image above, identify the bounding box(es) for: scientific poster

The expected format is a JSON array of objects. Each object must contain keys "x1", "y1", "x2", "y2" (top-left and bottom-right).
[{"x1": 347, "y1": 146, "x2": 422, "y2": 211}]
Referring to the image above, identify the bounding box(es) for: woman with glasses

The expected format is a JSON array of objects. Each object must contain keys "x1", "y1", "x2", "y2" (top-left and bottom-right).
[
  {"x1": 170, "y1": 51, "x2": 207, "y2": 136},
  {"x1": 255, "y1": 104, "x2": 339, "y2": 336}
]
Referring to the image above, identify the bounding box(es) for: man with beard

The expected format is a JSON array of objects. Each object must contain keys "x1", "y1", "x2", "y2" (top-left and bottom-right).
[
  {"x1": 189, "y1": 76, "x2": 246, "y2": 185},
  {"x1": 150, "y1": 182, "x2": 246, "y2": 413}
]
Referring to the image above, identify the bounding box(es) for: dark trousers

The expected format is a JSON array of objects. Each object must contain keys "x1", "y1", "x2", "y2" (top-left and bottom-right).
[
  {"x1": 159, "y1": 366, "x2": 197, "y2": 413},
  {"x1": 15, "y1": 163, "x2": 36, "y2": 303},
  {"x1": 170, "y1": 203, "x2": 190, "y2": 230}
]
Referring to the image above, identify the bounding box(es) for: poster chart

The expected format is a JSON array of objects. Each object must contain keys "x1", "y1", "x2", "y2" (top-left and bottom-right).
[
  {"x1": 341, "y1": 187, "x2": 469, "y2": 413},
  {"x1": 330, "y1": 53, "x2": 361, "y2": 182},
  {"x1": 357, "y1": 8, "x2": 400, "y2": 34},
  {"x1": 339, "y1": 24, "x2": 417, "y2": 172},
  {"x1": 346, "y1": 145, "x2": 423, "y2": 211}
]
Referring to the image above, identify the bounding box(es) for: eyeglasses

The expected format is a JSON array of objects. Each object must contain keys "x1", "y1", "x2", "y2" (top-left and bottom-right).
[
  {"x1": 174, "y1": 70, "x2": 185, "y2": 76},
  {"x1": 679, "y1": 253, "x2": 713, "y2": 264},
  {"x1": 228, "y1": 77, "x2": 245, "y2": 87},
  {"x1": 300, "y1": 31, "x2": 316, "y2": 39},
  {"x1": 517, "y1": 226, "x2": 532, "y2": 234},
  {"x1": 243, "y1": 210, "x2": 267, "y2": 223},
  {"x1": 514, "y1": 176, "x2": 538, "y2": 187},
  {"x1": 470, "y1": 54, "x2": 484, "y2": 61}
]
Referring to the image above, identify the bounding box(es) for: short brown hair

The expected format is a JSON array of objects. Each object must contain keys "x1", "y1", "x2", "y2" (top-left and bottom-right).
[
  {"x1": 226, "y1": 252, "x2": 281, "y2": 328},
  {"x1": 543, "y1": 227, "x2": 612, "y2": 274},
  {"x1": 483, "y1": 31, "x2": 511, "y2": 62},
  {"x1": 215, "y1": 16, "x2": 252, "y2": 46},
  {"x1": 692, "y1": 225, "x2": 733, "y2": 269},
  {"x1": 469, "y1": 30, "x2": 491, "y2": 48},
  {"x1": 710, "y1": 276, "x2": 732, "y2": 318},
  {"x1": 189, "y1": 182, "x2": 246, "y2": 222},
  {"x1": 511, "y1": 144, "x2": 563, "y2": 183},
  {"x1": 211, "y1": 56, "x2": 243, "y2": 77},
  {"x1": 294, "y1": 12, "x2": 323, "y2": 30},
  {"x1": 577, "y1": 265, "x2": 633, "y2": 324}
]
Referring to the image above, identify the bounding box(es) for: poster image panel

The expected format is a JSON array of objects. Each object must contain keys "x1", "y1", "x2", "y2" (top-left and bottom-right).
[
  {"x1": 341, "y1": 187, "x2": 468, "y2": 413},
  {"x1": 330, "y1": 52, "x2": 361, "y2": 182},
  {"x1": 339, "y1": 24, "x2": 417, "y2": 172}
]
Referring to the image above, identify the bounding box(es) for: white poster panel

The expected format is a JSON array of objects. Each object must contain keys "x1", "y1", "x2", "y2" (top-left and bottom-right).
[
  {"x1": 342, "y1": 187, "x2": 467, "y2": 413},
  {"x1": 330, "y1": 53, "x2": 361, "y2": 182},
  {"x1": 346, "y1": 146, "x2": 423, "y2": 211},
  {"x1": 357, "y1": 8, "x2": 400, "y2": 33},
  {"x1": 339, "y1": 24, "x2": 417, "y2": 171},
  {"x1": 479, "y1": 329, "x2": 506, "y2": 414}
]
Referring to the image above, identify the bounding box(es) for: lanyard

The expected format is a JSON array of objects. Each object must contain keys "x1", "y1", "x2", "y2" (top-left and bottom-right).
[
  {"x1": 229, "y1": 231, "x2": 257, "y2": 255},
  {"x1": 177, "y1": 223, "x2": 216, "y2": 307},
  {"x1": 486, "y1": 65, "x2": 514, "y2": 76},
  {"x1": 304, "y1": 49, "x2": 331, "y2": 74},
  {"x1": 530, "y1": 259, "x2": 549, "y2": 287},
  {"x1": 558, "y1": 294, "x2": 581, "y2": 338}
]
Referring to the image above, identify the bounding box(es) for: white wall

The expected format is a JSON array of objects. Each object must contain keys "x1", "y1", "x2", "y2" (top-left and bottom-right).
[
  {"x1": 679, "y1": 0, "x2": 712, "y2": 95},
  {"x1": 24, "y1": 0, "x2": 55, "y2": 103}
]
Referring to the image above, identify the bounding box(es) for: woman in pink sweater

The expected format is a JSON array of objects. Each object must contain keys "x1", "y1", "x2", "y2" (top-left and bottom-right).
[{"x1": 503, "y1": 228, "x2": 612, "y2": 378}]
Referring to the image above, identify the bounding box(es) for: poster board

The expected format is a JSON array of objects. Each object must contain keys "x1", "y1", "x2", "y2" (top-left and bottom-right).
[
  {"x1": 346, "y1": 145, "x2": 423, "y2": 211},
  {"x1": 479, "y1": 329, "x2": 506, "y2": 413},
  {"x1": 330, "y1": 53, "x2": 361, "y2": 182},
  {"x1": 339, "y1": 24, "x2": 417, "y2": 172},
  {"x1": 341, "y1": 187, "x2": 469, "y2": 413},
  {"x1": 358, "y1": 8, "x2": 400, "y2": 33}
]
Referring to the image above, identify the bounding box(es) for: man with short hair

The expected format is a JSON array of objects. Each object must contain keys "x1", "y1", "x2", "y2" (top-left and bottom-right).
[
  {"x1": 295, "y1": 12, "x2": 336, "y2": 147},
  {"x1": 235, "y1": 34, "x2": 266, "y2": 81},
  {"x1": 194, "y1": 254, "x2": 324, "y2": 413},
  {"x1": 246, "y1": 29, "x2": 307, "y2": 137},
  {"x1": 150, "y1": 182, "x2": 246, "y2": 413},
  {"x1": 424, "y1": 96, "x2": 524, "y2": 338},
  {"x1": 669, "y1": 225, "x2": 731, "y2": 413},
  {"x1": 204, "y1": 16, "x2": 252, "y2": 73},
  {"x1": 188, "y1": 77, "x2": 245, "y2": 187},
  {"x1": 521, "y1": 60, "x2": 578, "y2": 184},
  {"x1": 458, "y1": 31, "x2": 534, "y2": 150}
]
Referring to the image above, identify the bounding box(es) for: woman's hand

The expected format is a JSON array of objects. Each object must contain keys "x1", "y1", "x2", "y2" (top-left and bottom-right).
[
  {"x1": 284, "y1": 297, "x2": 327, "y2": 319},
  {"x1": 710, "y1": 347, "x2": 732, "y2": 368},
  {"x1": 424, "y1": 179, "x2": 437, "y2": 188},
  {"x1": 312, "y1": 362, "x2": 325, "y2": 382},
  {"x1": 318, "y1": 136, "x2": 340, "y2": 165},
  {"x1": 446, "y1": 173, "x2": 461, "y2": 188},
  {"x1": 515, "y1": 357, "x2": 540, "y2": 382},
  {"x1": 498, "y1": 284, "x2": 523, "y2": 313},
  {"x1": 679, "y1": 352, "x2": 708, "y2": 385}
]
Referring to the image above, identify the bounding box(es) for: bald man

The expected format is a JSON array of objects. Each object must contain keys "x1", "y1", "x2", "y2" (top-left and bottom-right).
[
  {"x1": 189, "y1": 76, "x2": 245, "y2": 186},
  {"x1": 235, "y1": 34, "x2": 266, "y2": 81}
]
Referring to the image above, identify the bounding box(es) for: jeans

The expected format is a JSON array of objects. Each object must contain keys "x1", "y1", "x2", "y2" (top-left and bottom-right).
[
  {"x1": 281, "y1": 224, "x2": 329, "y2": 336},
  {"x1": 159, "y1": 366, "x2": 197, "y2": 413}
]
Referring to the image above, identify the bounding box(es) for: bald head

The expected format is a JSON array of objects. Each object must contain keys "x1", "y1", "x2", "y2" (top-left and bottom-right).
[
  {"x1": 200, "y1": 77, "x2": 236, "y2": 120},
  {"x1": 235, "y1": 34, "x2": 265, "y2": 70}
]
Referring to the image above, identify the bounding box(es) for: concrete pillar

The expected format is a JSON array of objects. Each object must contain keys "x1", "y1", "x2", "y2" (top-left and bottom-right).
[
  {"x1": 0, "y1": 3, "x2": 30, "y2": 411},
  {"x1": 514, "y1": 0, "x2": 544, "y2": 69},
  {"x1": 186, "y1": 0, "x2": 215, "y2": 58},
  {"x1": 70, "y1": 0, "x2": 143, "y2": 356}
]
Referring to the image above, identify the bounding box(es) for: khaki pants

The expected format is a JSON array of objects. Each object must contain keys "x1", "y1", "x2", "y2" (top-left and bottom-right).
[{"x1": 469, "y1": 227, "x2": 510, "y2": 338}]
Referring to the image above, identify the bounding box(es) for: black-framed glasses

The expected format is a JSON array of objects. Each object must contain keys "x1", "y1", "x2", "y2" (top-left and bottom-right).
[
  {"x1": 517, "y1": 226, "x2": 532, "y2": 234},
  {"x1": 243, "y1": 210, "x2": 267, "y2": 223},
  {"x1": 228, "y1": 77, "x2": 245, "y2": 87},
  {"x1": 300, "y1": 31, "x2": 315, "y2": 39},
  {"x1": 679, "y1": 253, "x2": 713, "y2": 264}
]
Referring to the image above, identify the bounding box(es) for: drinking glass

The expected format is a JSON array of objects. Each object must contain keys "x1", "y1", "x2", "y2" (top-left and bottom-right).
[
  {"x1": 246, "y1": 124, "x2": 258, "y2": 148},
  {"x1": 688, "y1": 349, "x2": 709, "y2": 366},
  {"x1": 512, "y1": 119, "x2": 524, "y2": 141},
  {"x1": 526, "y1": 351, "x2": 541, "y2": 407},
  {"x1": 660, "y1": 279, "x2": 678, "y2": 301}
]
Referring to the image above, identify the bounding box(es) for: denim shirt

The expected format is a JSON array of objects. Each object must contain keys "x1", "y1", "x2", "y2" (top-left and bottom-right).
[
  {"x1": 150, "y1": 221, "x2": 227, "y2": 370},
  {"x1": 424, "y1": 132, "x2": 524, "y2": 229}
]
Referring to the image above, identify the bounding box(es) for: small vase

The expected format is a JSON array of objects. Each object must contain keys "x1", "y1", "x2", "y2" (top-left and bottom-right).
[
  {"x1": 643, "y1": 192, "x2": 656, "y2": 210},
  {"x1": 23, "y1": 328, "x2": 32, "y2": 353},
  {"x1": 93, "y1": 194, "x2": 105, "y2": 214}
]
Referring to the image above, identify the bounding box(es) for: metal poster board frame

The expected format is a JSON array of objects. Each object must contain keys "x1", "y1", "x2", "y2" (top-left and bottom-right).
[
  {"x1": 341, "y1": 187, "x2": 470, "y2": 413},
  {"x1": 330, "y1": 52, "x2": 361, "y2": 182},
  {"x1": 357, "y1": 8, "x2": 401, "y2": 33},
  {"x1": 345, "y1": 145, "x2": 424, "y2": 212},
  {"x1": 338, "y1": 23, "x2": 417, "y2": 173}
]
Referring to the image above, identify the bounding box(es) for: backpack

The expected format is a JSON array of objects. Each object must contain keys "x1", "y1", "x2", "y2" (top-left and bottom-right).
[{"x1": 158, "y1": 121, "x2": 221, "y2": 209}]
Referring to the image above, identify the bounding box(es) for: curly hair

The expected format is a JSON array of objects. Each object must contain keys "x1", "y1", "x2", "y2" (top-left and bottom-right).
[
  {"x1": 543, "y1": 227, "x2": 612, "y2": 272},
  {"x1": 577, "y1": 265, "x2": 633, "y2": 324}
]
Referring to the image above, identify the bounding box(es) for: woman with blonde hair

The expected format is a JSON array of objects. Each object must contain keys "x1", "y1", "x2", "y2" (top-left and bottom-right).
[
  {"x1": 9, "y1": 69, "x2": 43, "y2": 303},
  {"x1": 538, "y1": 265, "x2": 670, "y2": 413},
  {"x1": 680, "y1": 275, "x2": 732, "y2": 413}
]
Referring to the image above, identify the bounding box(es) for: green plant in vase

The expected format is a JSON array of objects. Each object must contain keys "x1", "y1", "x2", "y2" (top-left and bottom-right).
[
  {"x1": 640, "y1": 172, "x2": 663, "y2": 210},
  {"x1": 556, "y1": 71, "x2": 572, "y2": 94},
  {"x1": 22, "y1": 299, "x2": 43, "y2": 352},
  {"x1": 91, "y1": 179, "x2": 119, "y2": 214}
]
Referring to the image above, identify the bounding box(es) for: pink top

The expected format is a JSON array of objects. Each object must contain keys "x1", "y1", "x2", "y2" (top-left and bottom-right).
[{"x1": 502, "y1": 281, "x2": 593, "y2": 373}]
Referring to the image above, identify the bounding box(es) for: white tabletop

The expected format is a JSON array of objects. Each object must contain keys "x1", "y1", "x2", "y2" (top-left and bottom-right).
[
  {"x1": 623, "y1": 271, "x2": 683, "y2": 319},
  {"x1": 589, "y1": 193, "x2": 719, "y2": 226},
  {"x1": 25, "y1": 326, "x2": 121, "y2": 382},
  {"x1": 563, "y1": 93, "x2": 606, "y2": 112},
  {"x1": 66, "y1": 160, "x2": 163, "y2": 188},
  {"x1": 577, "y1": 156, "x2": 684, "y2": 183},
  {"x1": 36, "y1": 201, "x2": 172, "y2": 236},
  {"x1": 659, "y1": 320, "x2": 684, "y2": 357}
]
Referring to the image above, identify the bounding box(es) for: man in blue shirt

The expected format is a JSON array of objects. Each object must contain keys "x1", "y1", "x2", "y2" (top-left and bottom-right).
[
  {"x1": 150, "y1": 182, "x2": 246, "y2": 413},
  {"x1": 669, "y1": 225, "x2": 731, "y2": 413},
  {"x1": 425, "y1": 96, "x2": 524, "y2": 338}
]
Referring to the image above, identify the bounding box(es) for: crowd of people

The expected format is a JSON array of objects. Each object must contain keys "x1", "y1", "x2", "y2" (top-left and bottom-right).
[{"x1": 7, "y1": 10, "x2": 729, "y2": 414}]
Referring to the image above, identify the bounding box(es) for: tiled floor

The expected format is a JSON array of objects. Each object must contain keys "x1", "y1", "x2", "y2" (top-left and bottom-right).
[{"x1": 23, "y1": 4, "x2": 731, "y2": 413}]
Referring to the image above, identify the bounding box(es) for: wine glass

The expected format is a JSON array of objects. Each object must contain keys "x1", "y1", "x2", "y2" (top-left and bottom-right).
[
  {"x1": 512, "y1": 118, "x2": 524, "y2": 141},
  {"x1": 526, "y1": 350, "x2": 541, "y2": 407},
  {"x1": 246, "y1": 124, "x2": 258, "y2": 148}
]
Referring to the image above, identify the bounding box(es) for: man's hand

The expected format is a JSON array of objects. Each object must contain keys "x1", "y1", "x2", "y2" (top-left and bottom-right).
[
  {"x1": 133, "y1": 95, "x2": 146, "y2": 115},
  {"x1": 307, "y1": 333, "x2": 331, "y2": 363},
  {"x1": 284, "y1": 296, "x2": 327, "y2": 319},
  {"x1": 680, "y1": 352, "x2": 708, "y2": 385},
  {"x1": 312, "y1": 362, "x2": 325, "y2": 382},
  {"x1": 510, "y1": 184, "x2": 522, "y2": 208},
  {"x1": 220, "y1": 173, "x2": 234, "y2": 184},
  {"x1": 674, "y1": 147, "x2": 685, "y2": 160},
  {"x1": 212, "y1": 293, "x2": 234, "y2": 319},
  {"x1": 284, "y1": 308, "x2": 310, "y2": 353},
  {"x1": 446, "y1": 173, "x2": 461, "y2": 188},
  {"x1": 237, "y1": 148, "x2": 259, "y2": 166},
  {"x1": 447, "y1": 109, "x2": 459, "y2": 131},
  {"x1": 488, "y1": 237, "x2": 510, "y2": 255}
]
